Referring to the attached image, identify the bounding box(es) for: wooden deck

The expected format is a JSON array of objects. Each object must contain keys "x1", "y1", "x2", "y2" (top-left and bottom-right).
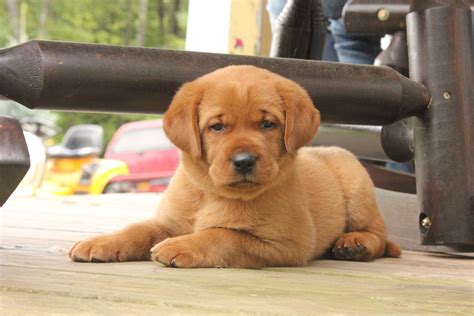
[{"x1": 1, "y1": 193, "x2": 473, "y2": 315}]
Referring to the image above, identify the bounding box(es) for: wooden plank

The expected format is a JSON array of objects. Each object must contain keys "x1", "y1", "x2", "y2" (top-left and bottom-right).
[
  {"x1": 1, "y1": 251, "x2": 472, "y2": 315},
  {"x1": 2, "y1": 291, "x2": 176, "y2": 316},
  {"x1": 1, "y1": 194, "x2": 473, "y2": 315}
]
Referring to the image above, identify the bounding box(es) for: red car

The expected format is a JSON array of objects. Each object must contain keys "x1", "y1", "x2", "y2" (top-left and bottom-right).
[{"x1": 104, "y1": 119, "x2": 179, "y2": 193}]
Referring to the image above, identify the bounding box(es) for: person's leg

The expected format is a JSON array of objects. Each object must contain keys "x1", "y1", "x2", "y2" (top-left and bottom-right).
[
  {"x1": 266, "y1": 0, "x2": 288, "y2": 32},
  {"x1": 323, "y1": 32, "x2": 339, "y2": 62},
  {"x1": 386, "y1": 161, "x2": 415, "y2": 173},
  {"x1": 328, "y1": 17, "x2": 382, "y2": 64}
]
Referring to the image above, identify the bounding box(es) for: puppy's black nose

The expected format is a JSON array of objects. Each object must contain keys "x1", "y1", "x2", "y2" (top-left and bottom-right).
[{"x1": 232, "y1": 153, "x2": 257, "y2": 175}]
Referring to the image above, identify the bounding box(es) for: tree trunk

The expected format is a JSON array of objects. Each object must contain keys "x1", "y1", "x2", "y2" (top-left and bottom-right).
[
  {"x1": 169, "y1": 0, "x2": 180, "y2": 36},
  {"x1": 38, "y1": 0, "x2": 49, "y2": 39},
  {"x1": 18, "y1": 1, "x2": 28, "y2": 42},
  {"x1": 124, "y1": 0, "x2": 133, "y2": 45},
  {"x1": 156, "y1": 0, "x2": 165, "y2": 41},
  {"x1": 6, "y1": 0, "x2": 19, "y2": 43},
  {"x1": 136, "y1": 0, "x2": 149, "y2": 46}
]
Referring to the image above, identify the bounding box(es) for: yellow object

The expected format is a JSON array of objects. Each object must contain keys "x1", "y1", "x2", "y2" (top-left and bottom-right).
[
  {"x1": 40, "y1": 156, "x2": 95, "y2": 195},
  {"x1": 40, "y1": 156, "x2": 128, "y2": 195},
  {"x1": 228, "y1": 0, "x2": 272, "y2": 56},
  {"x1": 75, "y1": 159, "x2": 129, "y2": 195}
]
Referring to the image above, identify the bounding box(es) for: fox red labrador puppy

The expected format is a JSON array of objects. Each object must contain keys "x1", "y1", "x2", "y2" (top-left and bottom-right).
[{"x1": 69, "y1": 65, "x2": 400, "y2": 268}]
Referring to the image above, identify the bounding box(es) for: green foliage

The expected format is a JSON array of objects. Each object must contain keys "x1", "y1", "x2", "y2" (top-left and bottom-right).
[
  {"x1": 1, "y1": 0, "x2": 188, "y2": 47},
  {"x1": 1, "y1": 0, "x2": 188, "y2": 150},
  {"x1": 0, "y1": 3, "x2": 8, "y2": 44}
]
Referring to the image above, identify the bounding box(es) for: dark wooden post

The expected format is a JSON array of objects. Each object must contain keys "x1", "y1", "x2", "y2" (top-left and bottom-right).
[
  {"x1": 0, "y1": 116, "x2": 30, "y2": 206},
  {"x1": 407, "y1": 0, "x2": 474, "y2": 246},
  {"x1": 0, "y1": 40, "x2": 429, "y2": 125}
]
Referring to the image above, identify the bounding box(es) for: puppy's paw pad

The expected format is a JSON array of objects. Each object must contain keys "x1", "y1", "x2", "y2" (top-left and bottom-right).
[
  {"x1": 332, "y1": 233, "x2": 370, "y2": 261},
  {"x1": 333, "y1": 243, "x2": 367, "y2": 260}
]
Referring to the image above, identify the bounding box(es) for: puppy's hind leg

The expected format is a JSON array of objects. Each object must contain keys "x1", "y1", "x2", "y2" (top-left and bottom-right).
[
  {"x1": 332, "y1": 183, "x2": 401, "y2": 261},
  {"x1": 315, "y1": 148, "x2": 400, "y2": 261},
  {"x1": 332, "y1": 216, "x2": 392, "y2": 261}
]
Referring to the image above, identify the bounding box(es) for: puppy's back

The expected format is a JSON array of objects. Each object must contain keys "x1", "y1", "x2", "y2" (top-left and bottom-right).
[{"x1": 298, "y1": 146, "x2": 374, "y2": 200}]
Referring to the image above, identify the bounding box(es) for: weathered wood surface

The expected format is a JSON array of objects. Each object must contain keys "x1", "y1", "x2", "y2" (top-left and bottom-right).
[{"x1": 1, "y1": 193, "x2": 473, "y2": 315}]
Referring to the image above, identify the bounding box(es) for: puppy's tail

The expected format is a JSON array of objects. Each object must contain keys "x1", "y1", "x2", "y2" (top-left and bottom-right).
[{"x1": 384, "y1": 240, "x2": 402, "y2": 258}]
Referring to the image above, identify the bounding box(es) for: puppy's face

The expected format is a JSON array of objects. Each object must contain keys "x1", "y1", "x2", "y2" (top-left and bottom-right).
[
  {"x1": 163, "y1": 66, "x2": 320, "y2": 199},
  {"x1": 199, "y1": 81, "x2": 285, "y2": 194}
]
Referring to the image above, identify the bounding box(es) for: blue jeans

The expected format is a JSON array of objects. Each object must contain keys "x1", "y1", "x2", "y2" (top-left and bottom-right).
[
  {"x1": 328, "y1": 17, "x2": 381, "y2": 64},
  {"x1": 267, "y1": 1, "x2": 382, "y2": 64},
  {"x1": 266, "y1": 0, "x2": 287, "y2": 32}
]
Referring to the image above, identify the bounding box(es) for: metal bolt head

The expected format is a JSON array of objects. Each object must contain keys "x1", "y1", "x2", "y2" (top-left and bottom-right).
[
  {"x1": 443, "y1": 91, "x2": 451, "y2": 99},
  {"x1": 421, "y1": 217, "x2": 432, "y2": 229},
  {"x1": 377, "y1": 8, "x2": 390, "y2": 21}
]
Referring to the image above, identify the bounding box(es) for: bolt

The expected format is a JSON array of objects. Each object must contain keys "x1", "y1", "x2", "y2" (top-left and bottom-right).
[
  {"x1": 443, "y1": 91, "x2": 451, "y2": 99},
  {"x1": 421, "y1": 217, "x2": 431, "y2": 229},
  {"x1": 377, "y1": 8, "x2": 390, "y2": 21}
]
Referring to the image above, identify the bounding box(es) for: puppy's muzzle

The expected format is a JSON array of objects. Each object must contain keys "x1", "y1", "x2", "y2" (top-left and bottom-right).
[{"x1": 232, "y1": 153, "x2": 257, "y2": 175}]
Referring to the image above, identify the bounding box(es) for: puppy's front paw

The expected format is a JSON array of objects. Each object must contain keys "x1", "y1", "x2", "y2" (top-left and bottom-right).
[
  {"x1": 151, "y1": 236, "x2": 210, "y2": 268},
  {"x1": 150, "y1": 237, "x2": 196, "y2": 268},
  {"x1": 69, "y1": 234, "x2": 148, "y2": 263},
  {"x1": 69, "y1": 235, "x2": 119, "y2": 262}
]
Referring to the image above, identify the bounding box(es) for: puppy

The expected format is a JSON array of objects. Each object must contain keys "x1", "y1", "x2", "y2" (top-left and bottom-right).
[{"x1": 69, "y1": 65, "x2": 401, "y2": 268}]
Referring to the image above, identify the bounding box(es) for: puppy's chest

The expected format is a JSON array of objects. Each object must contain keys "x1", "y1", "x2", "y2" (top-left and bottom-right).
[{"x1": 192, "y1": 200, "x2": 264, "y2": 232}]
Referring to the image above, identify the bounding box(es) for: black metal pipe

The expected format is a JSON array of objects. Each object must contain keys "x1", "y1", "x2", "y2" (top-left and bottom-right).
[
  {"x1": 374, "y1": 31, "x2": 408, "y2": 77},
  {"x1": 343, "y1": 0, "x2": 411, "y2": 34},
  {"x1": 343, "y1": 0, "x2": 474, "y2": 34},
  {"x1": 375, "y1": 31, "x2": 414, "y2": 163},
  {"x1": 309, "y1": 0, "x2": 327, "y2": 60},
  {"x1": 407, "y1": 0, "x2": 474, "y2": 246},
  {"x1": 0, "y1": 40, "x2": 429, "y2": 125},
  {"x1": 270, "y1": 0, "x2": 312, "y2": 59},
  {"x1": 270, "y1": 0, "x2": 326, "y2": 60},
  {"x1": 380, "y1": 119, "x2": 414, "y2": 163}
]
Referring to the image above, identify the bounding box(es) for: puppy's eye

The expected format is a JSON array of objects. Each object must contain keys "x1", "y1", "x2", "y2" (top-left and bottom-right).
[
  {"x1": 260, "y1": 120, "x2": 275, "y2": 130},
  {"x1": 210, "y1": 123, "x2": 224, "y2": 132}
]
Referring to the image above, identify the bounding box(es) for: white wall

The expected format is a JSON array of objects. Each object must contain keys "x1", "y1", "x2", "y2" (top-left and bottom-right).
[{"x1": 185, "y1": 0, "x2": 231, "y2": 53}]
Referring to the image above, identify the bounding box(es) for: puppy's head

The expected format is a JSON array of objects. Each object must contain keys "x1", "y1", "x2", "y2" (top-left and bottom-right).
[{"x1": 163, "y1": 66, "x2": 320, "y2": 199}]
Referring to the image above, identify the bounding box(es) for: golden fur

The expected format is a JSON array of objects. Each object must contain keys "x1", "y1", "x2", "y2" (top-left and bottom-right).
[{"x1": 69, "y1": 66, "x2": 401, "y2": 268}]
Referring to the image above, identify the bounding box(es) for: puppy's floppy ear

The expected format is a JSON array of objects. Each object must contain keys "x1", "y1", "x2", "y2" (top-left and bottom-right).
[
  {"x1": 163, "y1": 81, "x2": 203, "y2": 159},
  {"x1": 276, "y1": 79, "x2": 320, "y2": 155}
]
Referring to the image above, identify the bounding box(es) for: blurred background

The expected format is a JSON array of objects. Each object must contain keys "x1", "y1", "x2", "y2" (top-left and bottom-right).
[
  {"x1": 0, "y1": 0, "x2": 275, "y2": 196},
  {"x1": 0, "y1": 0, "x2": 191, "y2": 144}
]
